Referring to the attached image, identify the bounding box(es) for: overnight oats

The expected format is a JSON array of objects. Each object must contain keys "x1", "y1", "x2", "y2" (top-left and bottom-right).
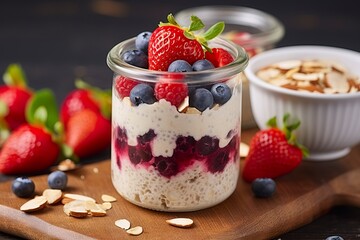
[{"x1": 107, "y1": 14, "x2": 248, "y2": 211}]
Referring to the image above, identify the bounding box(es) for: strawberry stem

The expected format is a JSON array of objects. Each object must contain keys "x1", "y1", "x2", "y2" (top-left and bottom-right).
[{"x1": 3, "y1": 64, "x2": 28, "y2": 88}]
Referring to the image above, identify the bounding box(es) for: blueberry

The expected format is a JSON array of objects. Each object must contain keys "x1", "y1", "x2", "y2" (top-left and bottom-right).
[
  {"x1": 192, "y1": 59, "x2": 214, "y2": 71},
  {"x1": 11, "y1": 177, "x2": 35, "y2": 198},
  {"x1": 189, "y1": 88, "x2": 214, "y2": 112},
  {"x1": 251, "y1": 178, "x2": 276, "y2": 198},
  {"x1": 48, "y1": 171, "x2": 68, "y2": 190},
  {"x1": 326, "y1": 236, "x2": 344, "y2": 240},
  {"x1": 135, "y1": 31, "x2": 152, "y2": 54},
  {"x1": 115, "y1": 126, "x2": 128, "y2": 150},
  {"x1": 168, "y1": 60, "x2": 193, "y2": 72},
  {"x1": 122, "y1": 49, "x2": 148, "y2": 68},
  {"x1": 128, "y1": 144, "x2": 152, "y2": 165},
  {"x1": 211, "y1": 83, "x2": 232, "y2": 104},
  {"x1": 130, "y1": 83, "x2": 156, "y2": 106},
  {"x1": 196, "y1": 136, "x2": 219, "y2": 156},
  {"x1": 137, "y1": 129, "x2": 156, "y2": 146},
  {"x1": 154, "y1": 157, "x2": 179, "y2": 178}
]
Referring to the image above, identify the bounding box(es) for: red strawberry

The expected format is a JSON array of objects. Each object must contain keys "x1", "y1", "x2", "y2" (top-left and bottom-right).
[
  {"x1": 65, "y1": 109, "x2": 111, "y2": 158},
  {"x1": 60, "y1": 80, "x2": 111, "y2": 128},
  {"x1": 0, "y1": 124, "x2": 60, "y2": 175},
  {"x1": 242, "y1": 114, "x2": 308, "y2": 182},
  {"x1": 148, "y1": 14, "x2": 225, "y2": 71},
  {"x1": 114, "y1": 75, "x2": 139, "y2": 98},
  {"x1": 205, "y1": 48, "x2": 234, "y2": 67},
  {"x1": 0, "y1": 64, "x2": 33, "y2": 131}
]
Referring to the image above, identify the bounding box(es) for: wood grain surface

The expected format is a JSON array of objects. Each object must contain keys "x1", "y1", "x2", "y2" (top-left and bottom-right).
[{"x1": 0, "y1": 129, "x2": 359, "y2": 240}]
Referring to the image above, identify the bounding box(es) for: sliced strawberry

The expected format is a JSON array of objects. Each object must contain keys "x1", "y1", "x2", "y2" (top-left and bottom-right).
[
  {"x1": 65, "y1": 109, "x2": 111, "y2": 158},
  {"x1": 114, "y1": 75, "x2": 139, "y2": 98},
  {"x1": 205, "y1": 48, "x2": 234, "y2": 67},
  {"x1": 0, "y1": 124, "x2": 60, "y2": 175}
]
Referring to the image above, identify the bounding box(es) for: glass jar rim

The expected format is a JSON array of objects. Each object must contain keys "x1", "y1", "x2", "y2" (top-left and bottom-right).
[
  {"x1": 175, "y1": 5, "x2": 285, "y2": 48},
  {"x1": 107, "y1": 37, "x2": 249, "y2": 84}
]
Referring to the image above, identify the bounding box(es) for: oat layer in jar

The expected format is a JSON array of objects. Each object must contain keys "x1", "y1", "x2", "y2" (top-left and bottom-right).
[{"x1": 107, "y1": 36, "x2": 248, "y2": 212}]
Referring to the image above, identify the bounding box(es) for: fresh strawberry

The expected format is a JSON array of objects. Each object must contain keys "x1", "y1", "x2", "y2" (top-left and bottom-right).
[
  {"x1": 114, "y1": 75, "x2": 139, "y2": 98},
  {"x1": 0, "y1": 64, "x2": 33, "y2": 131},
  {"x1": 0, "y1": 124, "x2": 60, "y2": 175},
  {"x1": 242, "y1": 114, "x2": 308, "y2": 182},
  {"x1": 60, "y1": 79, "x2": 111, "y2": 128},
  {"x1": 65, "y1": 109, "x2": 111, "y2": 158},
  {"x1": 148, "y1": 14, "x2": 225, "y2": 71},
  {"x1": 205, "y1": 48, "x2": 234, "y2": 67}
]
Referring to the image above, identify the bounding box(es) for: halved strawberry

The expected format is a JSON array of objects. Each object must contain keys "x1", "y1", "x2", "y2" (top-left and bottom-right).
[{"x1": 205, "y1": 48, "x2": 234, "y2": 68}]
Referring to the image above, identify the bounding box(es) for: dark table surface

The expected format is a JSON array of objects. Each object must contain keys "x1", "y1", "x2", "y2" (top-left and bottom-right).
[{"x1": 1, "y1": 0, "x2": 360, "y2": 239}]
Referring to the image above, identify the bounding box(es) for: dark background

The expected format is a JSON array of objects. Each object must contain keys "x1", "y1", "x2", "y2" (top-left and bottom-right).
[{"x1": 1, "y1": 0, "x2": 360, "y2": 239}]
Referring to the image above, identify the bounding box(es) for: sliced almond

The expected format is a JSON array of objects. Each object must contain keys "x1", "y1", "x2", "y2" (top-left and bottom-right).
[
  {"x1": 177, "y1": 96, "x2": 189, "y2": 113},
  {"x1": 57, "y1": 159, "x2": 77, "y2": 171},
  {"x1": 115, "y1": 219, "x2": 131, "y2": 230},
  {"x1": 166, "y1": 218, "x2": 194, "y2": 228},
  {"x1": 69, "y1": 206, "x2": 88, "y2": 218},
  {"x1": 102, "y1": 202, "x2": 112, "y2": 210},
  {"x1": 42, "y1": 189, "x2": 63, "y2": 205},
  {"x1": 20, "y1": 196, "x2": 47, "y2": 213},
  {"x1": 275, "y1": 60, "x2": 301, "y2": 70},
  {"x1": 239, "y1": 142, "x2": 250, "y2": 158},
  {"x1": 63, "y1": 200, "x2": 88, "y2": 216},
  {"x1": 256, "y1": 68, "x2": 281, "y2": 81},
  {"x1": 101, "y1": 194, "x2": 117, "y2": 202},
  {"x1": 84, "y1": 201, "x2": 107, "y2": 217},
  {"x1": 61, "y1": 197, "x2": 74, "y2": 205},
  {"x1": 186, "y1": 107, "x2": 201, "y2": 114},
  {"x1": 292, "y1": 72, "x2": 320, "y2": 81},
  {"x1": 63, "y1": 193, "x2": 96, "y2": 203},
  {"x1": 126, "y1": 226, "x2": 143, "y2": 236},
  {"x1": 325, "y1": 72, "x2": 350, "y2": 93}
]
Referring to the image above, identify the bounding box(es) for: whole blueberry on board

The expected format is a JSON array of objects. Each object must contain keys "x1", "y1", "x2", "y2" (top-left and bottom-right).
[
  {"x1": 211, "y1": 83, "x2": 232, "y2": 105},
  {"x1": 251, "y1": 178, "x2": 276, "y2": 198},
  {"x1": 168, "y1": 60, "x2": 193, "y2": 72},
  {"x1": 135, "y1": 31, "x2": 152, "y2": 54},
  {"x1": 325, "y1": 236, "x2": 344, "y2": 240},
  {"x1": 48, "y1": 171, "x2": 68, "y2": 190},
  {"x1": 11, "y1": 177, "x2": 35, "y2": 198},
  {"x1": 130, "y1": 83, "x2": 156, "y2": 106},
  {"x1": 122, "y1": 49, "x2": 148, "y2": 68},
  {"x1": 192, "y1": 59, "x2": 214, "y2": 71}
]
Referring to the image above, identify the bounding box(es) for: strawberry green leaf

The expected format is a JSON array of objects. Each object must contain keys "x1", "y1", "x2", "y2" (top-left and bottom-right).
[
  {"x1": 33, "y1": 106, "x2": 48, "y2": 125},
  {"x1": 266, "y1": 116, "x2": 278, "y2": 128},
  {"x1": 188, "y1": 16, "x2": 205, "y2": 32},
  {"x1": 3, "y1": 64, "x2": 27, "y2": 88},
  {"x1": 0, "y1": 100, "x2": 8, "y2": 117},
  {"x1": 61, "y1": 143, "x2": 79, "y2": 163},
  {"x1": 202, "y1": 21, "x2": 225, "y2": 41},
  {"x1": 183, "y1": 31, "x2": 196, "y2": 40},
  {"x1": 161, "y1": 13, "x2": 180, "y2": 27},
  {"x1": 26, "y1": 89, "x2": 59, "y2": 132}
]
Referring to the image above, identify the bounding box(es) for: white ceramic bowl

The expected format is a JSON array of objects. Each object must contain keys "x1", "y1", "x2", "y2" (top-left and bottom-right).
[{"x1": 245, "y1": 45, "x2": 360, "y2": 161}]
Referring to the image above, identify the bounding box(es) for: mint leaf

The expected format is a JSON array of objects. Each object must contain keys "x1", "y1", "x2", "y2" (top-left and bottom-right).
[
  {"x1": 189, "y1": 16, "x2": 205, "y2": 32},
  {"x1": 3, "y1": 64, "x2": 27, "y2": 87},
  {"x1": 202, "y1": 22, "x2": 225, "y2": 41},
  {"x1": 26, "y1": 89, "x2": 59, "y2": 132}
]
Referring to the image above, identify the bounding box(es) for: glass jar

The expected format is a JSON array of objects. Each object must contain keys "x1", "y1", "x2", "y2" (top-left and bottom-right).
[
  {"x1": 107, "y1": 37, "x2": 248, "y2": 212},
  {"x1": 175, "y1": 6, "x2": 285, "y2": 129}
]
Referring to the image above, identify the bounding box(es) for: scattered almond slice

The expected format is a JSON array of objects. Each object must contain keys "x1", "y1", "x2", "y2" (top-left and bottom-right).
[
  {"x1": 101, "y1": 194, "x2": 117, "y2": 202},
  {"x1": 20, "y1": 196, "x2": 47, "y2": 213},
  {"x1": 63, "y1": 200, "x2": 87, "y2": 216},
  {"x1": 102, "y1": 202, "x2": 112, "y2": 210},
  {"x1": 57, "y1": 159, "x2": 77, "y2": 171},
  {"x1": 126, "y1": 226, "x2": 143, "y2": 236},
  {"x1": 90, "y1": 206, "x2": 107, "y2": 217},
  {"x1": 64, "y1": 193, "x2": 96, "y2": 203},
  {"x1": 166, "y1": 218, "x2": 194, "y2": 228},
  {"x1": 69, "y1": 206, "x2": 88, "y2": 218},
  {"x1": 177, "y1": 96, "x2": 189, "y2": 113},
  {"x1": 42, "y1": 189, "x2": 63, "y2": 205},
  {"x1": 115, "y1": 219, "x2": 131, "y2": 230},
  {"x1": 186, "y1": 107, "x2": 201, "y2": 114},
  {"x1": 240, "y1": 142, "x2": 250, "y2": 158}
]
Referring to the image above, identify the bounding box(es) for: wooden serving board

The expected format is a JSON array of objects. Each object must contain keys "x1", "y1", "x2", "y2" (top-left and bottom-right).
[{"x1": 0, "y1": 128, "x2": 360, "y2": 240}]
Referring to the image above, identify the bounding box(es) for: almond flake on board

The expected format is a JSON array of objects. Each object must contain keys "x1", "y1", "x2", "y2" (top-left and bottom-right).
[
  {"x1": 102, "y1": 202, "x2": 112, "y2": 210},
  {"x1": 57, "y1": 159, "x2": 77, "y2": 171},
  {"x1": 42, "y1": 189, "x2": 63, "y2": 205},
  {"x1": 166, "y1": 218, "x2": 194, "y2": 228},
  {"x1": 20, "y1": 196, "x2": 47, "y2": 213},
  {"x1": 101, "y1": 194, "x2": 117, "y2": 202},
  {"x1": 240, "y1": 142, "x2": 250, "y2": 158},
  {"x1": 63, "y1": 193, "x2": 96, "y2": 203},
  {"x1": 126, "y1": 226, "x2": 143, "y2": 236},
  {"x1": 115, "y1": 219, "x2": 131, "y2": 230}
]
